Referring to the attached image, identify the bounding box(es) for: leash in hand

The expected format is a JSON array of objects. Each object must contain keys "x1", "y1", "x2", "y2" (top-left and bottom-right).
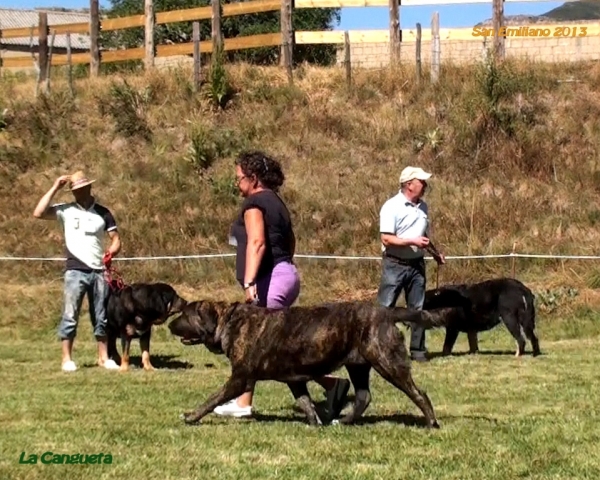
[
  {"x1": 103, "y1": 252, "x2": 126, "y2": 292},
  {"x1": 425, "y1": 242, "x2": 443, "y2": 289}
]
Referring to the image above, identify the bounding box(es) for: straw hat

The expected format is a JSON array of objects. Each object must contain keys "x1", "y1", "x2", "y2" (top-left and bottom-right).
[{"x1": 69, "y1": 171, "x2": 96, "y2": 191}]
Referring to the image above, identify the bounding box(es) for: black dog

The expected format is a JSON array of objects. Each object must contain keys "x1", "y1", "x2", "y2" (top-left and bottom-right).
[
  {"x1": 423, "y1": 277, "x2": 540, "y2": 357},
  {"x1": 168, "y1": 299, "x2": 454, "y2": 427},
  {"x1": 106, "y1": 283, "x2": 188, "y2": 371}
]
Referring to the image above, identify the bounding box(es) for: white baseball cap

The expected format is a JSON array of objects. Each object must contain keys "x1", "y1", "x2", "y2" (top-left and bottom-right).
[{"x1": 399, "y1": 166, "x2": 432, "y2": 185}]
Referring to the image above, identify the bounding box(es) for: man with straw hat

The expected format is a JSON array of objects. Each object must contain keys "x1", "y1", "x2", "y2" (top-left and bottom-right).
[
  {"x1": 33, "y1": 171, "x2": 122, "y2": 372},
  {"x1": 377, "y1": 166, "x2": 446, "y2": 362}
]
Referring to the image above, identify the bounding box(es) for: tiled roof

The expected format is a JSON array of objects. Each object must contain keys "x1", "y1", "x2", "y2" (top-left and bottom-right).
[{"x1": 0, "y1": 8, "x2": 90, "y2": 50}]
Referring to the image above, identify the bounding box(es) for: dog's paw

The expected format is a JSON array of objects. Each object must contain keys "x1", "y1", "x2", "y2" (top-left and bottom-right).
[{"x1": 180, "y1": 412, "x2": 201, "y2": 425}]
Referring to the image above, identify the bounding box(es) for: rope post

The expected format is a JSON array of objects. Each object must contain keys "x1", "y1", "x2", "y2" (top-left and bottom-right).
[{"x1": 510, "y1": 242, "x2": 517, "y2": 278}]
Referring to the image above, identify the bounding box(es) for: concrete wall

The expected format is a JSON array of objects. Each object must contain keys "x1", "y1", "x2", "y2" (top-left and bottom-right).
[{"x1": 337, "y1": 24, "x2": 600, "y2": 68}]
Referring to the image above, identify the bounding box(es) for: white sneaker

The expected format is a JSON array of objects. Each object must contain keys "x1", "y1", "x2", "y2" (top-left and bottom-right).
[
  {"x1": 213, "y1": 400, "x2": 253, "y2": 418},
  {"x1": 62, "y1": 360, "x2": 77, "y2": 372},
  {"x1": 102, "y1": 359, "x2": 120, "y2": 370}
]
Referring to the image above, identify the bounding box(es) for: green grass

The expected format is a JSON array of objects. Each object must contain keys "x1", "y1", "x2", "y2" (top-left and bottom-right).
[{"x1": 2, "y1": 303, "x2": 600, "y2": 479}]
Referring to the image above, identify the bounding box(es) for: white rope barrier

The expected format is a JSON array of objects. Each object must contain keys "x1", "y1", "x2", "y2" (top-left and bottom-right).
[{"x1": 0, "y1": 253, "x2": 599, "y2": 261}]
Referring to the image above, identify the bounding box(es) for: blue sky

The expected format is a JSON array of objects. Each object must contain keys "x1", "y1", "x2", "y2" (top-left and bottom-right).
[{"x1": 3, "y1": 0, "x2": 565, "y2": 29}]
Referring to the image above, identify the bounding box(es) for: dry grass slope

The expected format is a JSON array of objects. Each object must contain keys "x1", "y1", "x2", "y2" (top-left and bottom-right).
[{"x1": 2, "y1": 58, "x2": 600, "y2": 326}]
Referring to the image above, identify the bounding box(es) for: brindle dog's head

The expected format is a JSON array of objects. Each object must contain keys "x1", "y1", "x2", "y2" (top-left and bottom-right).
[{"x1": 168, "y1": 300, "x2": 235, "y2": 354}]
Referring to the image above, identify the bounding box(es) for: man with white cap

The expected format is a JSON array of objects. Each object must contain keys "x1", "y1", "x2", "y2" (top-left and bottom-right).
[
  {"x1": 33, "y1": 171, "x2": 121, "y2": 372},
  {"x1": 377, "y1": 166, "x2": 445, "y2": 362}
]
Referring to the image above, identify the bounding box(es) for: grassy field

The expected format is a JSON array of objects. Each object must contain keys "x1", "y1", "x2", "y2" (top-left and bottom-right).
[{"x1": 1, "y1": 305, "x2": 600, "y2": 480}]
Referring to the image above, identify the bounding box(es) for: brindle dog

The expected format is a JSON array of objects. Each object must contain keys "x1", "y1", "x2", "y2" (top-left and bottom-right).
[{"x1": 168, "y1": 299, "x2": 453, "y2": 427}]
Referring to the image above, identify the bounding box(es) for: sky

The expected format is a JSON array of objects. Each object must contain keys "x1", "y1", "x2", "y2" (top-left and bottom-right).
[{"x1": 2, "y1": 0, "x2": 566, "y2": 29}]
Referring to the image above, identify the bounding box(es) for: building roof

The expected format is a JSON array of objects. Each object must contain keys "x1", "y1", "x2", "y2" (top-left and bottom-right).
[{"x1": 0, "y1": 8, "x2": 90, "y2": 50}]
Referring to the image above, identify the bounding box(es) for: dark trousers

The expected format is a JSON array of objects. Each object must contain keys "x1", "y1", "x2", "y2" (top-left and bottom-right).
[{"x1": 377, "y1": 255, "x2": 427, "y2": 354}]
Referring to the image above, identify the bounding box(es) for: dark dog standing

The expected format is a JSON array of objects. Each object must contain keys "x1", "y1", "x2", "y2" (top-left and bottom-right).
[
  {"x1": 423, "y1": 278, "x2": 541, "y2": 357},
  {"x1": 106, "y1": 283, "x2": 187, "y2": 371},
  {"x1": 168, "y1": 300, "x2": 453, "y2": 427}
]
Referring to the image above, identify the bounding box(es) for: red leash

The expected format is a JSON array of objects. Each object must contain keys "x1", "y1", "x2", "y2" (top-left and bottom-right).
[{"x1": 103, "y1": 252, "x2": 126, "y2": 292}]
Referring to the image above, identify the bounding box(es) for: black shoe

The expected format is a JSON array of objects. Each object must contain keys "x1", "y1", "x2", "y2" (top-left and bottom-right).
[
  {"x1": 411, "y1": 352, "x2": 429, "y2": 363},
  {"x1": 326, "y1": 378, "x2": 351, "y2": 422}
]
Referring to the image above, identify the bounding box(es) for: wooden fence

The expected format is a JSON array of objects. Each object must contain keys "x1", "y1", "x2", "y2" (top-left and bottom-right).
[{"x1": 0, "y1": 0, "x2": 597, "y2": 85}]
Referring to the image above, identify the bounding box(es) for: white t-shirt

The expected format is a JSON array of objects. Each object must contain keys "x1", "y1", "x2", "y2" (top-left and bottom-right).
[
  {"x1": 52, "y1": 201, "x2": 118, "y2": 271},
  {"x1": 379, "y1": 191, "x2": 429, "y2": 259}
]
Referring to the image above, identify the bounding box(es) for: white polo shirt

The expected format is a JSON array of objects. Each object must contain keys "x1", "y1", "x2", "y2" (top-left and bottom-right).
[
  {"x1": 52, "y1": 201, "x2": 118, "y2": 271},
  {"x1": 379, "y1": 191, "x2": 429, "y2": 259}
]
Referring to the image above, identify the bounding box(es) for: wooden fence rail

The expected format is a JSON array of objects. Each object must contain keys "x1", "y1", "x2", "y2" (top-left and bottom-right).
[{"x1": 1, "y1": 0, "x2": 599, "y2": 85}]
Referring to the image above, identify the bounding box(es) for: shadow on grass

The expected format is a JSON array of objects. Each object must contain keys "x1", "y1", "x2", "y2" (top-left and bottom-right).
[
  {"x1": 253, "y1": 411, "x2": 499, "y2": 427},
  {"x1": 427, "y1": 349, "x2": 543, "y2": 359},
  {"x1": 81, "y1": 354, "x2": 195, "y2": 370}
]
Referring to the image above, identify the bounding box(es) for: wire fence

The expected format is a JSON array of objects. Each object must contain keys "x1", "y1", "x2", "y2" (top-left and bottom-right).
[{"x1": 1, "y1": 252, "x2": 600, "y2": 262}]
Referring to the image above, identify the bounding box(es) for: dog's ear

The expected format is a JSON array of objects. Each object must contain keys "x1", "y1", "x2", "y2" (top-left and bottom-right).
[{"x1": 195, "y1": 301, "x2": 221, "y2": 338}]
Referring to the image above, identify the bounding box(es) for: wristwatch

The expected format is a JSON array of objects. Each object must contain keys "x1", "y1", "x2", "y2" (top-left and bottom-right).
[{"x1": 243, "y1": 281, "x2": 256, "y2": 290}]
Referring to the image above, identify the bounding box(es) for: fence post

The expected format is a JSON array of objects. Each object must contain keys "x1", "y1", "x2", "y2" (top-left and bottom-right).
[
  {"x1": 389, "y1": 0, "x2": 400, "y2": 65},
  {"x1": 431, "y1": 11, "x2": 440, "y2": 84},
  {"x1": 415, "y1": 22, "x2": 421, "y2": 84},
  {"x1": 344, "y1": 31, "x2": 351, "y2": 88},
  {"x1": 38, "y1": 12, "x2": 49, "y2": 90},
  {"x1": 193, "y1": 21, "x2": 201, "y2": 91},
  {"x1": 29, "y1": 27, "x2": 41, "y2": 97},
  {"x1": 280, "y1": 0, "x2": 294, "y2": 84},
  {"x1": 45, "y1": 30, "x2": 56, "y2": 94},
  {"x1": 66, "y1": 31, "x2": 74, "y2": 96},
  {"x1": 145, "y1": 0, "x2": 155, "y2": 69},
  {"x1": 90, "y1": 0, "x2": 100, "y2": 77},
  {"x1": 211, "y1": 0, "x2": 223, "y2": 55},
  {"x1": 493, "y1": 0, "x2": 505, "y2": 61},
  {"x1": 511, "y1": 242, "x2": 517, "y2": 278}
]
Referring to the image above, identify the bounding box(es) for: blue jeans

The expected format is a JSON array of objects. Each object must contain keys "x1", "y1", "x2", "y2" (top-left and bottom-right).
[
  {"x1": 377, "y1": 256, "x2": 427, "y2": 354},
  {"x1": 58, "y1": 269, "x2": 109, "y2": 341}
]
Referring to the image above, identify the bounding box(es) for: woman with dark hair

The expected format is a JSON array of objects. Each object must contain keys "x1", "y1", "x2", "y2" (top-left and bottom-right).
[{"x1": 213, "y1": 150, "x2": 350, "y2": 420}]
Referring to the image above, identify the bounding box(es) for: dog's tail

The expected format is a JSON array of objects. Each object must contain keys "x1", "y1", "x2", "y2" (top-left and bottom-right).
[
  {"x1": 519, "y1": 289, "x2": 536, "y2": 328},
  {"x1": 391, "y1": 307, "x2": 454, "y2": 329}
]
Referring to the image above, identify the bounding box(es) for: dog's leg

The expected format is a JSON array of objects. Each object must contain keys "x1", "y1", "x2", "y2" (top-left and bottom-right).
[
  {"x1": 183, "y1": 374, "x2": 250, "y2": 425},
  {"x1": 519, "y1": 302, "x2": 541, "y2": 357},
  {"x1": 363, "y1": 337, "x2": 439, "y2": 428},
  {"x1": 523, "y1": 325, "x2": 541, "y2": 357},
  {"x1": 374, "y1": 363, "x2": 439, "y2": 429},
  {"x1": 467, "y1": 331, "x2": 479, "y2": 354},
  {"x1": 500, "y1": 311, "x2": 526, "y2": 357},
  {"x1": 139, "y1": 329, "x2": 154, "y2": 371},
  {"x1": 442, "y1": 328, "x2": 460, "y2": 356},
  {"x1": 106, "y1": 331, "x2": 121, "y2": 364},
  {"x1": 287, "y1": 382, "x2": 323, "y2": 427},
  {"x1": 120, "y1": 333, "x2": 132, "y2": 372},
  {"x1": 338, "y1": 365, "x2": 371, "y2": 425}
]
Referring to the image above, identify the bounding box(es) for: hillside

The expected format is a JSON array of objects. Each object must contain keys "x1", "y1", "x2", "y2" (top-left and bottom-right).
[
  {"x1": 477, "y1": 0, "x2": 600, "y2": 25},
  {"x1": 2, "y1": 59, "x2": 600, "y2": 334},
  {"x1": 544, "y1": 0, "x2": 600, "y2": 20}
]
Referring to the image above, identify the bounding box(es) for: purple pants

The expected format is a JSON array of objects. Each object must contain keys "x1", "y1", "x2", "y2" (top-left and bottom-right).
[{"x1": 255, "y1": 261, "x2": 300, "y2": 309}]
